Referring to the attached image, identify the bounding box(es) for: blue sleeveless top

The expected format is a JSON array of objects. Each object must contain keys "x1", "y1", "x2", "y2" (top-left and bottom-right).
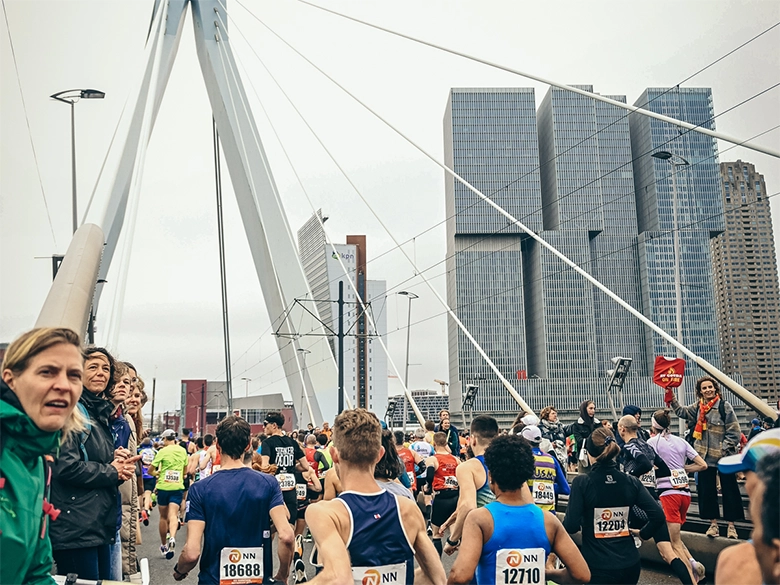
[
  {"x1": 476, "y1": 501, "x2": 551, "y2": 585},
  {"x1": 337, "y1": 489, "x2": 415, "y2": 584},
  {"x1": 475, "y1": 455, "x2": 496, "y2": 508}
]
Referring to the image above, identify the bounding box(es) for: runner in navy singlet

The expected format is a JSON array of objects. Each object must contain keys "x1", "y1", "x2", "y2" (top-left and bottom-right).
[{"x1": 305, "y1": 409, "x2": 446, "y2": 585}]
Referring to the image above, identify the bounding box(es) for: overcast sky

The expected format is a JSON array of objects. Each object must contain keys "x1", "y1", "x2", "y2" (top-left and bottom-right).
[{"x1": 2, "y1": 0, "x2": 779, "y2": 421}]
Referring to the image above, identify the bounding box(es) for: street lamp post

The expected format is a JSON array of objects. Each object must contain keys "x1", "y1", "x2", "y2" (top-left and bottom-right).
[
  {"x1": 297, "y1": 348, "x2": 315, "y2": 428},
  {"x1": 652, "y1": 151, "x2": 690, "y2": 435},
  {"x1": 398, "y1": 291, "x2": 419, "y2": 432},
  {"x1": 241, "y1": 377, "x2": 251, "y2": 398},
  {"x1": 50, "y1": 89, "x2": 106, "y2": 234}
]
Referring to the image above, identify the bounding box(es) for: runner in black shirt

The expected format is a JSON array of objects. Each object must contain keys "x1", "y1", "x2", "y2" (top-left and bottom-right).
[
  {"x1": 564, "y1": 426, "x2": 665, "y2": 585},
  {"x1": 260, "y1": 411, "x2": 311, "y2": 526}
]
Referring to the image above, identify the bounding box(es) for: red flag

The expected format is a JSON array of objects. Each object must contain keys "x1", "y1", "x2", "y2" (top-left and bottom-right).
[{"x1": 653, "y1": 356, "x2": 685, "y2": 389}]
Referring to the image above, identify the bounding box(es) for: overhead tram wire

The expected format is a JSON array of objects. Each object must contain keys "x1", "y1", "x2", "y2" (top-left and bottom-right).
[
  {"x1": 1, "y1": 0, "x2": 57, "y2": 246},
  {"x1": 231, "y1": 0, "x2": 780, "y2": 299},
  {"x1": 292, "y1": 0, "x2": 780, "y2": 159},
  {"x1": 214, "y1": 5, "x2": 779, "y2": 407}
]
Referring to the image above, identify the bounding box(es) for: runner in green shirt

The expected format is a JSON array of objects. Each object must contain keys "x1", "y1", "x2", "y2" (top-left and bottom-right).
[{"x1": 149, "y1": 429, "x2": 189, "y2": 559}]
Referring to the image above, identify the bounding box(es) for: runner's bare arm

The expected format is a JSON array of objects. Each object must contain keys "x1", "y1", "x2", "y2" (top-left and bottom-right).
[
  {"x1": 397, "y1": 497, "x2": 446, "y2": 585},
  {"x1": 148, "y1": 464, "x2": 159, "y2": 478},
  {"x1": 297, "y1": 455, "x2": 311, "y2": 472},
  {"x1": 174, "y1": 519, "x2": 205, "y2": 579},
  {"x1": 685, "y1": 455, "x2": 707, "y2": 474},
  {"x1": 447, "y1": 507, "x2": 487, "y2": 584},
  {"x1": 261, "y1": 455, "x2": 271, "y2": 467},
  {"x1": 270, "y1": 504, "x2": 295, "y2": 582},
  {"x1": 307, "y1": 469, "x2": 323, "y2": 492},
  {"x1": 323, "y1": 469, "x2": 341, "y2": 501},
  {"x1": 305, "y1": 502, "x2": 353, "y2": 585},
  {"x1": 543, "y1": 512, "x2": 590, "y2": 584},
  {"x1": 443, "y1": 462, "x2": 477, "y2": 553}
]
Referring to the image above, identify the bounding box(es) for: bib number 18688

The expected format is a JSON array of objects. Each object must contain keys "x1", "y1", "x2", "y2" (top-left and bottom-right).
[{"x1": 219, "y1": 547, "x2": 263, "y2": 584}]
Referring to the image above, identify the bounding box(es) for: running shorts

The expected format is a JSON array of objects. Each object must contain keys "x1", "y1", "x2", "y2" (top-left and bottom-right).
[
  {"x1": 143, "y1": 477, "x2": 157, "y2": 492},
  {"x1": 660, "y1": 493, "x2": 691, "y2": 525},
  {"x1": 430, "y1": 489, "x2": 459, "y2": 527},
  {"x1": 282, "y1": 489, "x2": 298, "y2": 525},
  {"x1": 157, "y1": 489, "x2": 184, "y2": 507}
]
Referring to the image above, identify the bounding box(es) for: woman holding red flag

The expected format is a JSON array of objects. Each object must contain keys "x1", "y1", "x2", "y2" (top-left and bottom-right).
[{"x1": 669, "y1": 377, "x2": 743, "y2": 539}]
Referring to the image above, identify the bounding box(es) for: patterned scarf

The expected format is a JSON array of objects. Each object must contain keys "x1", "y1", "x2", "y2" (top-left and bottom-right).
[{"x1": 693, "y1": 396, "x2": 719, "y2": 440}]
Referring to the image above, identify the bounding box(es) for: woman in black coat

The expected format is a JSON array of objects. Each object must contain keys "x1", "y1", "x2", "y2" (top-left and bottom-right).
[
  {"x1": 567, "y1": 400, "x2": 599, "y2": 474},
  {"x1": 50, "y1": 347, "x2": 138, "y2": 581}
]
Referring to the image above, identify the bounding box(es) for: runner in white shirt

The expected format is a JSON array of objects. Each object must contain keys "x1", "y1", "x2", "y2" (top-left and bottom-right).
[{"x1": 648, "y1": 410, "x2": 708, "y2": 584}]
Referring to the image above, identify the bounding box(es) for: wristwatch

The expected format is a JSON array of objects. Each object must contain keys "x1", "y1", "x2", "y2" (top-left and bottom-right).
[
  {"x1": 173, "y1": 563, "x2": 188, "y2": 579},
  {"x1": 446, "y1": 537, "x2": 460, "y2": 547}
]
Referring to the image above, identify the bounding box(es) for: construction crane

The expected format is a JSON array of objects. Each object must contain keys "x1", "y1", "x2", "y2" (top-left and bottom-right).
[{"x1": 434, "y1": 379, "x2": 449, "y2": 395}]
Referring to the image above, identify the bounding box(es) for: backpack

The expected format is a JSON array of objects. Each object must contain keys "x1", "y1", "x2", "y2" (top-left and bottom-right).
[
  {"x1": 76, "y1": 402, "x2": 93, "y2": 462},
  {"x1": 685, "y1": 400, "x2": 726, "y2": 446}
]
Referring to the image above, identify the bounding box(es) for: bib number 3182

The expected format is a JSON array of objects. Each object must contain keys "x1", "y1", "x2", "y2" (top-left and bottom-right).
[
  {"x1": 495, "y1": 548, "x2": 545, "y2": 585},
  {"x1": 219, "y1": 547, "x2": 263, "y2": 584}
]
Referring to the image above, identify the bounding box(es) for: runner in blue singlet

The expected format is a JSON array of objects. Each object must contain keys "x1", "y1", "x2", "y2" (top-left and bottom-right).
[
  {"x1": 449, "y1": 434, "x2": 590, "y2": 585},
  {"x1": 305, "y1": 409, "x2": 446, "y2": 585}
]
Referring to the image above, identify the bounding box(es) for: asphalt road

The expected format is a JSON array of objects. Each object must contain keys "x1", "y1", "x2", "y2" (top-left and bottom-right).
[{"x1": 136, "y1": 508, "x2": 682, "y2": 585}]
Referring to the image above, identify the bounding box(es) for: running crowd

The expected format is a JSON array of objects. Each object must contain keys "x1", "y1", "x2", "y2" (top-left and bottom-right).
[{"x1": 1, "y1": 327, "x2": 779, "y2": 585}]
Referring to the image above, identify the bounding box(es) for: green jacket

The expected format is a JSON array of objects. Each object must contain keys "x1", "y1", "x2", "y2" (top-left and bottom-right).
[{"x1": 0, "y1": 381, "x2": 60, "y2": 585}]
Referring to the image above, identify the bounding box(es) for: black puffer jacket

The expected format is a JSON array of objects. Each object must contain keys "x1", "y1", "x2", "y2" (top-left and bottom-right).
[{"x1": 50, "y1": 389, "x2": 120, "y2": 550}]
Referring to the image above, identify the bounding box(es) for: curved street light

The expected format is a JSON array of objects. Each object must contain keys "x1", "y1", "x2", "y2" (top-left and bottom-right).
[
  {"x1": 50, "y1": 88, "x2": 106, "y2": 233},
  {"x1": 397, "y1": 291, "x2": 419, "y2": 431}
]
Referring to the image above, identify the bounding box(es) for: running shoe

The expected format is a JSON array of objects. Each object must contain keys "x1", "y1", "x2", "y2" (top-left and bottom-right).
[
  {"x1": 140, "y1": 510, "x2": 149, "y2": 526},
  {"x1": 727, "y1": 525, "x2": 738, "y2": 539},
  {"x1": 293, "y1": 558, "x2": 307, "y2": 583},
  {"x1": 426, "y1": 522, "x2": 433, "y2": 537},
  {"x1": 689, "y1": 559, "x2": 706, "y2": 583},
  {"x1": 160, "y1": 544, "x2": 168, "y2": 558},
  {"x1": 295, "y1": 534, "x2": 304, "y2": 560},
  {"x1": 303, "y1": 528, "x2": 313, "y2": 543},
  {"x1": 705, "y1": 524, "x2": 719, "y2": 538},
  {"x1": 166, "y1": 536, "x2": 176, "y2": 560}
]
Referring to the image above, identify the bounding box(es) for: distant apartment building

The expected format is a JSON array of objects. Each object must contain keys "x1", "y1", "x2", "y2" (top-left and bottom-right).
[
  {"x1": 297, "y1": 212, "x2": 388, "y2": 414},
  {"x1": 713, "y1": 161, "x2": 780, "y2": 404}
]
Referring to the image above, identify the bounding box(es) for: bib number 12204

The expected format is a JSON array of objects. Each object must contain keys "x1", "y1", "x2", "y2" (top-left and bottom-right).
[{"x1": 495, "y1": 548, "x2": 545, "y2": 585}]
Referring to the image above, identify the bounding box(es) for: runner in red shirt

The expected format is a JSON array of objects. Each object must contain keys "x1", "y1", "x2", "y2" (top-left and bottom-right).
[
  {"x1": 424, "y1": 432, "x2": 460, "y2": 556},
  {"x1": 395, "y1": 430, "x2": 422, "y2": 494}
]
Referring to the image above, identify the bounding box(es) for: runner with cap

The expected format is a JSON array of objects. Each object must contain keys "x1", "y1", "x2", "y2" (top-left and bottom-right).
[
  {"x1": 410, "y1": 427, "x2": 435, "y2": 529},
  {"x1": 424, "y1": 431, "x2": 460, "y2": 556},
  {"x1": 172, "y1": 416, "x2": 295, "y2": 584},
  {"x1": 519, "y1": 426, "x2": 570, "y2": 513},
  {"x1": 715, "y1": 428, "x2": 780, "y2": 585},
  {"x1": 304, "y1": 408, "x2": 446, "y2": 585},
  {"x1": 449, "y1": 434, "x2": 590, "y2": 585},
  {"x1": 149, "y1": 428, "x2": 189, "y2": 559},
  {"x1": 443, "y1": 415, "x2": 500, "y2": 556}
]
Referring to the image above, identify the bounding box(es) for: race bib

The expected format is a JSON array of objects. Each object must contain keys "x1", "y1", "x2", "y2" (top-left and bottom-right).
[
  {"x1": 296, "y1": 483, "x2": 307, "y2": 501},
  {"x1": 639, "y1": 469, "x2": 656, "y2": 488},
  {"x1": 407, "y1": 471, "x2": 416, "y2": 485},
  {"x1": 495, "y1": 548, "x2": 545, "y2": 585},
  {"x1": 277, "y1": 473, "x2": 296, "y2": 491},
  {"x1": 593, "y1": 507, "x2": 629, "y2": 539},
  {"x1": 351, "y1": 563, "x2": 406, "y2": 585},
  {"x1": 164, "y1": 470, "x2": 181, "y2": 483},
  {"x1": 444, "y1": 475, "x2": 459, "y2": 489},
  {"x1": 669, "y1": 468, "x2": 689, "y2": 488},
  {"x1": 532, "y1": 481, "x2": 554, "y2": 506},
  {"x1": 219, "y1": 547, "x2": 263, "y2": 584}
]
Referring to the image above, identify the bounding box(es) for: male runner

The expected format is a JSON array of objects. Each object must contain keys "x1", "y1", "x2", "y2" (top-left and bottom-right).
[
  {"x1": 425, "y1": 432, "x2": 460, "y2": 556},
  {"x1": 304, "y1": 434, "x2": 330, "y2": 479},
  {"x1": 519, "y1": 426, "x2": 570, "y2": 512},
  {"x1": 448, "y1": 434, "x2": 590, "y2": 585},
  {"x1": 396, "y1": 430, "x2": 423, "y2": 494},
  {"x1": 172, "y1": 416, "x2": 294, "y2": 584},
  {"x1": 261, "y1": 411, "x2": 311, "y2": 526},
  {"x1": 410, "y1": 428, "x2": 435, "y2": 526},
  {"x1": 443, "y1": 415, "x2": 499, "y2": 556},
  {"x1": 149, "y1": 428, "x2": 189, "y2": 559},
  {"x1": 138, "y1": 437, "x2": 157, "y2": 522},
  {"x1": 305, "y1": 408, "x2": 446, "y2": 585},
  {"x1": 198, "y1": 434, "x2": 215, "y2": 479}
]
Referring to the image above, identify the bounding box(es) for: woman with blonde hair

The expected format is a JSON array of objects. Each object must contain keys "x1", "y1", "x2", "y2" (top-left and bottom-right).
[{"x1": 0, "y1": 327, "x2": 85, "y2": 585}]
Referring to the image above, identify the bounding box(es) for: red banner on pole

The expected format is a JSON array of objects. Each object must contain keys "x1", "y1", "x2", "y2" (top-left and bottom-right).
[{"x1": 653, "y1": 356, "x2": 685, "y2": 389}]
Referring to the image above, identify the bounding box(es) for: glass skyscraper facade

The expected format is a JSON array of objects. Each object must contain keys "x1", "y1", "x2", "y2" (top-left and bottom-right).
[
  {"x1": 629, "y1": 88, "x2": 724, "y2": 373},
  {"x1": 444, "y1": 85, "x2": 729, "y2": 416}
]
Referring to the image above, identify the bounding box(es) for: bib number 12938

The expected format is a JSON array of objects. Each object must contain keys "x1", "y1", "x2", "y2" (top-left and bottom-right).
[
  {"x1": 495, "y1": 547, "x2": 545, "y2": 585},
  {"x1": 219, "y1": 547, "x2": 263, "y2": 584}
]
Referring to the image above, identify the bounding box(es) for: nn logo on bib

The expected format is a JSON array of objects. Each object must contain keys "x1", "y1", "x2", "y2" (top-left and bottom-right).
[
  {"x1": 228, "y1": 549, "x2": 258, "y2": 563},
  {"x1": 506, "y1": 550, "x2": 539, "y2": 567},
  {"x1": 362, "y1": 569, "x2": 399, "y2": 585},
  {"x1": 600, "y1": 510, "x2": 614, "y2": 521}
]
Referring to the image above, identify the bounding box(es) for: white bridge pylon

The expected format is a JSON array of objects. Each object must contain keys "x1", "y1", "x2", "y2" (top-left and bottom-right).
[{"x1": 83, "y1": 0, "x2": 334, "y2": 425}]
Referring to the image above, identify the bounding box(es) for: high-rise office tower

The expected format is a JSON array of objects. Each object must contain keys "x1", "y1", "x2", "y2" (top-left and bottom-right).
[
  {"x1": 297, "y1": 213, "x2": 388, "y2": 413},
  {"x1": 444, "y1": 88, "x2": 543, "y2": 411},
  {"x1": 713, "y1": 161, "x2": 780, "y2": 403},
  {"x1": 629, "y1": 88, "x2": 724, "y2": 373}
]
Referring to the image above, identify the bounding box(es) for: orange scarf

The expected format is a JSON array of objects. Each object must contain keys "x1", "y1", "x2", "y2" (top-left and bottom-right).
[{"x1": 693, "y1": 397, "x2": 719, "y2": 440}]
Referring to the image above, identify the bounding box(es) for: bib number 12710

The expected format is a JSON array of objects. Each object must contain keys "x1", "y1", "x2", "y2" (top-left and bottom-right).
[{"x1": 495, "y1": 548, "x2": 545, "y2": 585}]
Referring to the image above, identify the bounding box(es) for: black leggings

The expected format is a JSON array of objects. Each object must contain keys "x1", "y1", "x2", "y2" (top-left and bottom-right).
[
  {"x1": 589, "y1": 561, "x2": 642, "y2": 585},
  {"x1": 697, "y1": 466, "x2": 744, "y2": 522}
]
